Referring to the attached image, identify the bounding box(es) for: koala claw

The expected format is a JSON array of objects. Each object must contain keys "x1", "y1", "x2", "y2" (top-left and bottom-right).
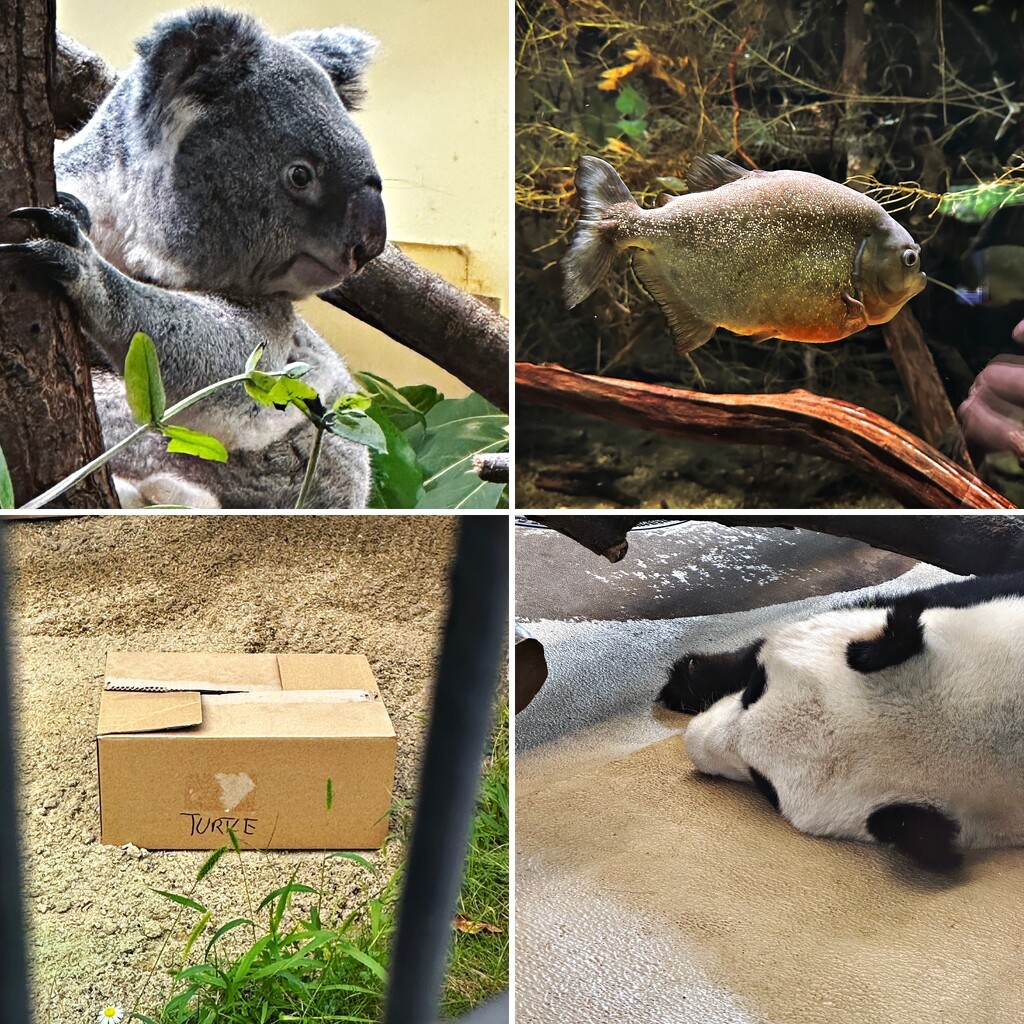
[
  {"x1": 55, "y1": 192, "x2": 92, "y2": 232},
  {"x1": 9, "y1": 205, "x2": 86, "y2": 247},
  {"x1": 2, "y1": 203, "x2": 90, "y2": 285},
  {"x1": 0, "y1": 239, "x2": 82, "y2": 284}
]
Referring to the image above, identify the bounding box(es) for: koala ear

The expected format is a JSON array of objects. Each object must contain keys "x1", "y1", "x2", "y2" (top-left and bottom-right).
[
  {"x1": 286, "y1": 28, "x2": 379, "y2": 109},
  {"x1": 866, "y1": 801, "x2": 962, "y2": 873},
  {"x1": 135, "y1": 8, "x2": 264, "y2": 130}
]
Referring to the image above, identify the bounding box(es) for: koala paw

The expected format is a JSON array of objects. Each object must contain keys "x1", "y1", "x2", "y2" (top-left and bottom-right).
[{"x1": 0, "y1": 200, "x2": 92, "y2": 286}]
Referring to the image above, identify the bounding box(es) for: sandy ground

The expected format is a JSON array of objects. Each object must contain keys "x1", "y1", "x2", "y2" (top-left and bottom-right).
[{"x1": 4, "y1": 514, "x2": 458, "y2": 1023}]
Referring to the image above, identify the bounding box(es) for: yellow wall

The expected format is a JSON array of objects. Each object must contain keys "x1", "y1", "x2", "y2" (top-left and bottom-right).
[{"x1": 57, "y1": 0, "x2": 509, "y2": 396}]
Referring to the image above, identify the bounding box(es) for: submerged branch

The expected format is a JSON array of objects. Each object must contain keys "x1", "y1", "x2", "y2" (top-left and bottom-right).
[{"x1": 516, "y1": 361, "x2": 1013, "y2": 510}]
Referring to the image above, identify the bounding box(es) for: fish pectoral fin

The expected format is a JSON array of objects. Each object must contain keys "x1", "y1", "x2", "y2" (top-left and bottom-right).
[
  {"x1": 842, "y1": 291, "x2": 869, "y2": 327},
  {"x1": 631, "y1": 251, "x2": 716, "y2": 355},
  {"x1": 685, "y1": 154, "x2": 764, "y2": 192}
]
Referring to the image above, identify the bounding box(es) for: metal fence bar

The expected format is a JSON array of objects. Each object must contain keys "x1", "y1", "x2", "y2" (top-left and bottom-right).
[
  {"x1": 382, "y1": 516, "x2": 509, "y2": 1024},
  {"x1": 454, "y1": 992, "x2": 509, "y2": 1024},
  {"x1": 0, "y1": 530, "x2": 31, "y2": 1021}
]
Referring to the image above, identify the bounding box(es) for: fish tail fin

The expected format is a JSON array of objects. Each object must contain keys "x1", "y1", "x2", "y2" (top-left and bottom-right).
[{"x1": 562, "y1": 156, "x2": 638, "y2": 309}]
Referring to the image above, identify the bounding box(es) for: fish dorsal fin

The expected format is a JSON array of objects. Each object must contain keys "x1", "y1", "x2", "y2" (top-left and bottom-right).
[{"x1": 686, "y1": 154, "x2": 754, "y2": 192}]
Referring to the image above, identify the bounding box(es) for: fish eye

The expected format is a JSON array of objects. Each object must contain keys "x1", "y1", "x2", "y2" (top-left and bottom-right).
[{"x1": 902, "y1": 249, "x2": 919, "y2": 268}]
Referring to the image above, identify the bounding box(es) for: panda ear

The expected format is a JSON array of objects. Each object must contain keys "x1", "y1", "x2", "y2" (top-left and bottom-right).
[
  {"x1": 866, "y1": 802, "x2": 962, "y2": 872},
  {"x1": 286, "y1": 28, "x2": 379, "y2": 109},
  {"x1": 846, "y1": 597, "x2": 925, "y2": 673}
]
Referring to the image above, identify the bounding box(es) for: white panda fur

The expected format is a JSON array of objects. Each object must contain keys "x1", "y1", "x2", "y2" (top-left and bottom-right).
[{"x1": 658, "y1": 573, "x2": 1024, "y2": 872}]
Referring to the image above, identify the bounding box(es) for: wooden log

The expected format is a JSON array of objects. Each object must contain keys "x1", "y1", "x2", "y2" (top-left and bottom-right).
[
  {"x1": 515, "y1": 361, "x2": 1013, "y2": 509},
  {"x1": 526, "y1": 513, "x2": 1024, "y2": 577}
]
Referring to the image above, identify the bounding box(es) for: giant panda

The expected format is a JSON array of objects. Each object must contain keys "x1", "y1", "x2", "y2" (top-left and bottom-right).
[{"x1": 657, "y1": 572, "x2": 1024, "y2": 872}]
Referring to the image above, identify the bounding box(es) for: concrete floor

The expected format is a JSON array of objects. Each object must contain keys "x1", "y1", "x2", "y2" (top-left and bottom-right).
[{"x1": 515, "y1": 520, "x2": 1024, "y2": 1024}]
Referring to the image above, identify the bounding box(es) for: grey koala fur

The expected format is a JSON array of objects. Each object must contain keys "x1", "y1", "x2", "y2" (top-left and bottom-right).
[{"x1": 5, "y1": 6, "x2": 387, "y2": 508}]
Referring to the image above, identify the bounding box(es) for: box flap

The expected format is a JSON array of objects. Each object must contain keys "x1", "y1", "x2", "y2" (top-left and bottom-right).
[
  {"x1": 98, "y1": 690, "x2": 203, "y2": 735},
  {"x1": 105, "y1": 652, "x2": 282, "y2": 693},
  {"x1": 277, "y1": 654, "x2": 381, "y2": 696}
]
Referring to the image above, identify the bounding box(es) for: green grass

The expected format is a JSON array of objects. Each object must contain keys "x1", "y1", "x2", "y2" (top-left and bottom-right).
[{"x1": 133, "y1": 703, "x2": 509, "y2": 1023}]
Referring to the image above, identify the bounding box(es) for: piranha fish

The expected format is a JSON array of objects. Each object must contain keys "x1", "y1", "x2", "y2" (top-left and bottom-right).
[{"x1": 562, "y1": 154, "x2": 926, "y2": 353}]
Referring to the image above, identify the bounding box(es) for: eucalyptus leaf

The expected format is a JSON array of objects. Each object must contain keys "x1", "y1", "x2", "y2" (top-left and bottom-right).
[
  {"x1": 326, "y1": 409, "x2": 387, "y2": 453},
  {"x1": 245, "y1": 345, "x2": 265, "y2": 373},
  {"x1": 333, "y1": 392, "x2": 372, "y2": 414},
  {"x1": 245, "y1": 371, "x2": 319, "y2": 409},
  {"x1": 355, "y1": 372, "x2": 441, "y2": 431},
  {"x1": 124, "y1": 332, "x2": 166, "y2": 425},
  {"x1": 398, "y1": 383, "x2": 444, "y2": 416},
  {"x1": 365, "y1": 405, "x2": 425, "y2": 508},
  {"x1": 411, "y1": 393, "x2": 508, "y2": 509},
  {"x1": 0, "y1": 443, "x2": 13, "y2": 509},
  {"x1": 161, "y1": 424, "x2": 229, "y2": 462}
]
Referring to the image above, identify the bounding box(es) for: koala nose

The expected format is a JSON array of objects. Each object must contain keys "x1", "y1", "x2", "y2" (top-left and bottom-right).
[{"x1": 344, "y1": 184, "x2": 386, "y2": 271}]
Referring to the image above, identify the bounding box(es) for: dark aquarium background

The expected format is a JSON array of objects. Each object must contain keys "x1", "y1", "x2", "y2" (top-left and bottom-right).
[{"x1": 515, "y1": 0, "x2": 1024, "y2": 508}]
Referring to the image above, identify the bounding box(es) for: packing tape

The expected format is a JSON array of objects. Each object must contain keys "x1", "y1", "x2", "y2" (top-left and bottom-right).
[
  {"x1": 203, "y1": 690, "x2": 378, "y2": 704},
  {"x1": 105, "y1": 677, "x2": 252, "y2": 693}
]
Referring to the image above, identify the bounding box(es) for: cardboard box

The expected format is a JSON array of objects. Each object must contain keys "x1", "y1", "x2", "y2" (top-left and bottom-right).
[{"x1": 96, "y1": 652, "x2": 397, "y2": 850}]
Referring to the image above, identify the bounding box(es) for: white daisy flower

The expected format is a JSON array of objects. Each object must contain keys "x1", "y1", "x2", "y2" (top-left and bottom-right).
[{"x1": 96, "y1": 1005, "x2": 124, "y2": 1023}]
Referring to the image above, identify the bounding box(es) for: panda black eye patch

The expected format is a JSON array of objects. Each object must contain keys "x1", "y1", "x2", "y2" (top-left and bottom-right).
[
  {"x1": 748, "y1": 768, "x2": 780, "y2": 811},
  {"x1": 658, "y1": 639, "x2": 765, "y2": 714},
  {"x1": 740, "y1": 660, "x2": 767, "y2": 709}
]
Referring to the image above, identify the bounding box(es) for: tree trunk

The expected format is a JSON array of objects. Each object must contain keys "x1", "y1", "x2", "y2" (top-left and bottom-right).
[{"x1": 0, "y1": 0, "x2": 117, "y2": 508}]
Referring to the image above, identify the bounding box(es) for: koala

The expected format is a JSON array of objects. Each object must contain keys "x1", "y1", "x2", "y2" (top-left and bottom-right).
[
  {"x1": 2, "y1": 7, "x2": 386, "y2": 508},
  {"x1": 657, "y1": 572, "x2": 1024, "y2": 873}
]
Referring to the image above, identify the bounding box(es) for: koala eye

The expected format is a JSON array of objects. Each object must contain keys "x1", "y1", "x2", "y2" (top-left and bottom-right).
[
  {"x1": 902, "y1": 249, "x2": 919, "y2": 268},
  {"x1": 287, "y1": 163, "x2": 315, "y2": 189}
]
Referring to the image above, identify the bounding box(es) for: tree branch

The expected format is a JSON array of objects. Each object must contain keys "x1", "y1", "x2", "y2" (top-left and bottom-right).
[
  {"x1": 473, "y1": 452, "x2": 509, "y2": 483},
  {"x1": 53, "y1": 34, "x2": 509, "y2": 411},
  {"x1": 881, "y1": 307, "x2": 973, "y2": 471},
  {"x1": 516, "y1": 362, "x2": 1013, "y2": 510},
  {"x1": 320, "y1": 248, "x2": 508, "y2": 411},
  {"x1": 53, "y1": 31, "x2": 117, "y2": 138}
]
